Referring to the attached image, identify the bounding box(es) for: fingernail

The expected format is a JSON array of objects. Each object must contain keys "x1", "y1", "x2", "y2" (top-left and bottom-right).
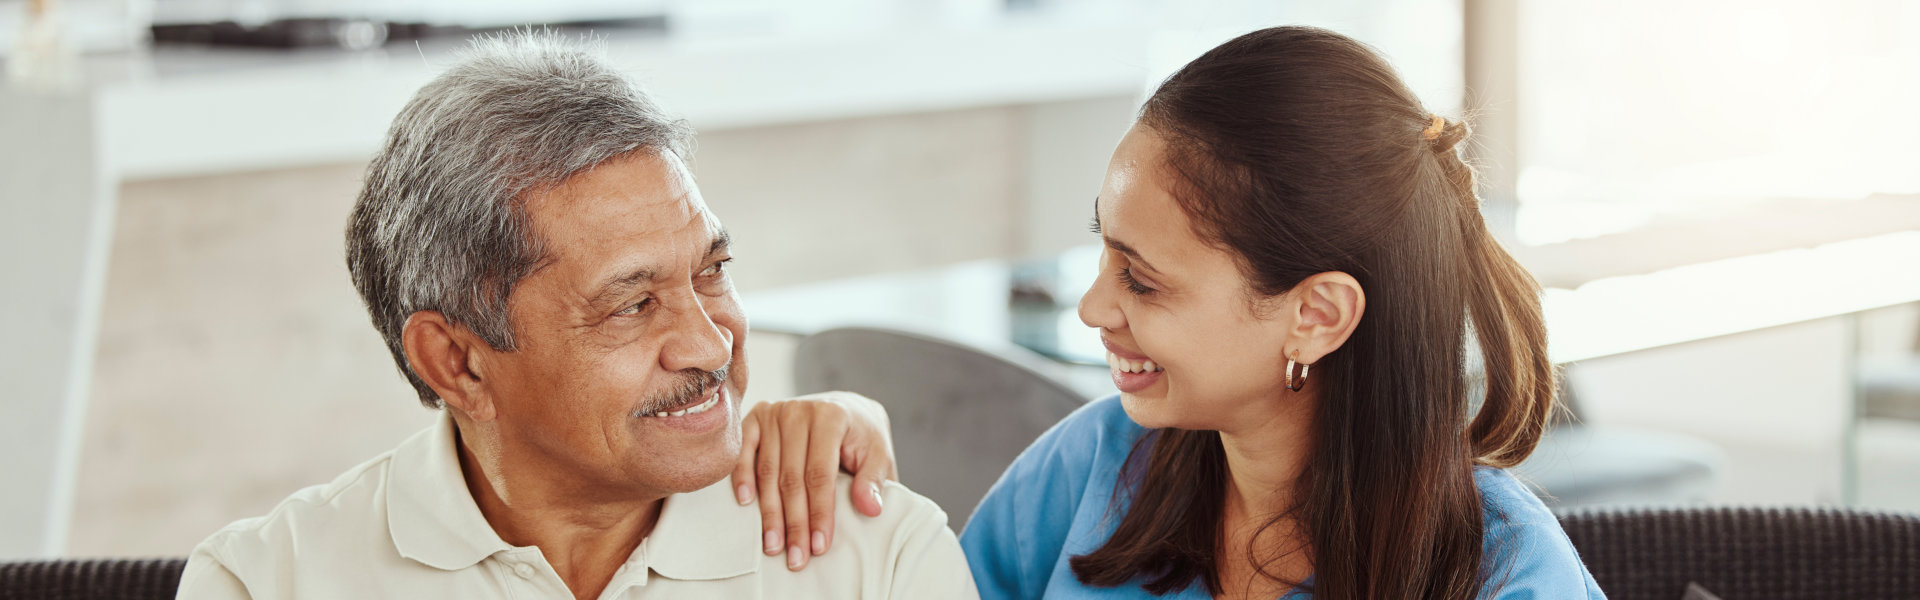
[
  {"x1": 764, "y1": 530, "x2": 780, "y2": 554},
  {"x1": 787, "y1": 545, "x2": 804, "y2": 570},
  {"x1": 869, "y1": 482, "x2": 884, "y2": 509},
  {"x1": 736, "y1": 484, "x2": 753, "y2": 506},
  {"x1": 811, "y1": 530, "x2": 825, "y2": 555}
]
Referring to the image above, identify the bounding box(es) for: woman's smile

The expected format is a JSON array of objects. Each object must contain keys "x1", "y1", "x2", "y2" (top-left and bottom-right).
[{"x1": 1102, "y1": 336, "x2": 1165, "y2": 393}]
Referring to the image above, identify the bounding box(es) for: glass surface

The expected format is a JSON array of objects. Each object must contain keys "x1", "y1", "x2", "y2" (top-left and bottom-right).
[
  {"x1": 742, "y1": 244, "x2": 1108, "y2": 364},
  {"x1": 749, "y1": 232, "x2": 1920, "y2": 368}
]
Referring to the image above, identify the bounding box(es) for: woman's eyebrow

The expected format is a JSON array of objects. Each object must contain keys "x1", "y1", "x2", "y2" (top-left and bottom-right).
[
  {"x1": 1093, "y1": 196, "x2": 1165, "y2": 274},
  {"x1": 1104, "y1": 237, "x2": 1164, "y2": 275}
]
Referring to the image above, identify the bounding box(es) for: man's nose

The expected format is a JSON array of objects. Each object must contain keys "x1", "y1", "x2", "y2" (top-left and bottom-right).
[{"x1": 659, "y1": 293, "x2": 732, "y2": 374}]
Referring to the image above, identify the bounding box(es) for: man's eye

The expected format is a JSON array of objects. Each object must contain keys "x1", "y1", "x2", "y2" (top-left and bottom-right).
[
  {"x1": 614, "y1": 297, "x2": 653, "y2": 316},
  {"x1": 701, "y1": 258, "x2": 734, "y2": 278}
]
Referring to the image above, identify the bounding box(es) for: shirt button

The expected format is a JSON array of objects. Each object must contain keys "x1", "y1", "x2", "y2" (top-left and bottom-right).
[{"x1": 513, "y1": 562, "x2": 536, "y2": 579}]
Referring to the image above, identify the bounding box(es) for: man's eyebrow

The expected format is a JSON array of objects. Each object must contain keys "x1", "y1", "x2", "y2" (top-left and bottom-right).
[
  {"x1": 1094, "y1": 196, "x2": 1163, "y2": 274},
  {"x1": 588, "y1": 229, "x2": 731, "y2": 309},
  {"x1": 590, "y1": 265, "x2": 658, "y2": 309},
  {"x1": 706, "y1": 229, "x2": 730, "y2": 259}
]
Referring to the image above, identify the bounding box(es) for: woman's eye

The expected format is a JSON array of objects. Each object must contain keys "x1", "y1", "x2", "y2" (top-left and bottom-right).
[
  {"x1": 1117, "y1": 267, "x2": 1154, "y2": 296},
  {"x1": 614, "y1": 297, "x2": 653, "y2": 317}
]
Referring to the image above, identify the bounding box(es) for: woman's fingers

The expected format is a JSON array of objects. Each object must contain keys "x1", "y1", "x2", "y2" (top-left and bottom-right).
[
  {"x1": 804, "y1": 406, "x2": 849, "y2": 555},
  {"x1": 735, "y1": 394, "x2": 899, "y2": 567},
  {"x1": 731, "y1": 412, "x2": 761, "y2": 506},
  {"x1": 837, "y1": 392, "x2": 898, "y2": 517},
  {"x1": 777, "y1": 406, "x2": 814, "y2": 571},
  {"x1": 845, "y1": 435, "x2": 895, "y2": 518},
  {"x1": 753, "y1": 409, "x2": 787, "y2": 558}
]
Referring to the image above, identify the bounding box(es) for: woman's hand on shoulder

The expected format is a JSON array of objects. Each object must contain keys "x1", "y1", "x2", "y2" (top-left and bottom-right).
[{"x1": 730, "y1": 391, "x2": 897, "y2": 571}]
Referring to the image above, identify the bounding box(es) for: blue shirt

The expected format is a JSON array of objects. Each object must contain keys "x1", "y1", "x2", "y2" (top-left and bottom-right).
[{"x1": 959, "y1": 395, "x2": 1606, "y2": 599}]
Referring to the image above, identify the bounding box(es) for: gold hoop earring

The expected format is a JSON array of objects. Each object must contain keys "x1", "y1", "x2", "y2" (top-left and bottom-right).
[{"x1": 1285, "y1": 350, "x2": 1310, "y2": 392}]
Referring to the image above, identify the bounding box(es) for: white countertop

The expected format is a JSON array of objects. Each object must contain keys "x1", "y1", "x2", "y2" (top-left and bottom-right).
[
  {"x1": 75, "y1": 18, "x2": 1155, "y2": 180},
  {"x1": 1542, "y1": 230, "x2": 1920, "y2": 363}
]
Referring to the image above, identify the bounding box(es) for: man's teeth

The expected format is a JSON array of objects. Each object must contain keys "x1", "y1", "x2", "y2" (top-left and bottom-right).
[
  {"x1": 647, "y1": 391, "x2": 721, "y2": 418},
  {"x1": 1106, "y1": 352, "x2": 1163, "y2": 374}
]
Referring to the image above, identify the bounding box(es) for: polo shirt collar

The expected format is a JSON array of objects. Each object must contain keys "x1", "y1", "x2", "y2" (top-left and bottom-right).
[
  {"x1": 641, "y1": 476, "x2": 762, "y2": 580},
  {"x1": 385, "y1": 412, "x2": 514, "y2": 570},
  {"x1": 385, "y1": 411, "x2": 762, "y2": 581}
]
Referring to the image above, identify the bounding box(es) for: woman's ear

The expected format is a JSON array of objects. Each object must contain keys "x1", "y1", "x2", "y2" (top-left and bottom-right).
[
  {"x1": 400, "y1": 311, "x2": 497, "y2": 422},
  {"x1": 1285, "y1": 271, "x2": 1366, "y2": 364}
]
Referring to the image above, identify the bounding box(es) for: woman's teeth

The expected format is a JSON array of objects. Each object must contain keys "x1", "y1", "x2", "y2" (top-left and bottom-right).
[
  {"x1": 646, "y1": 391, "x2": 721, "y2": 418},
  {"x1": 1106, "y1": 352, "x2": 1163, "y2": 374}
]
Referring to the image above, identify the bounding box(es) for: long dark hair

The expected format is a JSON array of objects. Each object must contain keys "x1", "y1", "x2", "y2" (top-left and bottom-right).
[{"x1": 1068, "y1": 26, "x2": 1556, "y2": 599}]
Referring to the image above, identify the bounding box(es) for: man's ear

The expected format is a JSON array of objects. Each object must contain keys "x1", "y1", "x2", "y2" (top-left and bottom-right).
[
  {"x1": 1285, "y1": 271, "x2": 1366, "y2": 364},
  {"x1": 401, "y1": 311, "x2": 497, "y2": 422}
]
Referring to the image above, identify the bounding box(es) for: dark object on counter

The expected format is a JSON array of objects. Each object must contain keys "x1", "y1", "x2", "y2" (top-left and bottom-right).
[
  {"x1": 150, "y1": 17, "x2": 669, "y2": 51},
  {"x1": 150, "y1": 19, "x2": 400, "y2": 49}
]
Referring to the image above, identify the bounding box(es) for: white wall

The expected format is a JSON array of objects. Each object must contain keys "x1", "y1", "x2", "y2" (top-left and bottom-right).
[{"x1": 0, "y1": 89, "x2": 114, "y2": 559}]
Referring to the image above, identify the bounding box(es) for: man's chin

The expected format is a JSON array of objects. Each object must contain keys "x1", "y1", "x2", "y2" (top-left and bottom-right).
[
  {"x1": 641, "y1": 447, "x2": 740, "y2": 495},
  {"x1": 636, "y1": 420, "x2": 742, "y2": 495}
]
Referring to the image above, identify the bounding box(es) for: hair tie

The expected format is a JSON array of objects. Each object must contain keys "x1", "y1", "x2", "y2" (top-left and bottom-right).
[{"x1": 1421, "y1": 115, "x2": 1446, "y2": 141}]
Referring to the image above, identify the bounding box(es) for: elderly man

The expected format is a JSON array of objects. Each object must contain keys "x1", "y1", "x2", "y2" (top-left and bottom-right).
[{"x1": 176, "y1": 32, "x2": 975, "y2": 600}]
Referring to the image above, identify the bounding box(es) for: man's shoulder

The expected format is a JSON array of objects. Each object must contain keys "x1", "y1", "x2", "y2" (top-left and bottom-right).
[
  {"x1": 192, "y1": 449, "x2": 398, "y2": 561},
  {"x1": 808, "y1": 474, "x2": 954, "y2": 549},
  {"x1": 799, "y1": 475, "x2": 976, "y2": 597},
  {"x1": 857, "y1": 476, "x2": 952, "y2": 533}
]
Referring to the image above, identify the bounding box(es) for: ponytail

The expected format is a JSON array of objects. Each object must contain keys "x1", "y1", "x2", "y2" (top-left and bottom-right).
[{"x1": 1427, "y1": 117, "x2": 1559, "y2": 468}]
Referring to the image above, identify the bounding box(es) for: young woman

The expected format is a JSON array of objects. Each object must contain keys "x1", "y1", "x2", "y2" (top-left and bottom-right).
[{"x1": 732, "y1": 26, "x2": 1604, "y2": 599}]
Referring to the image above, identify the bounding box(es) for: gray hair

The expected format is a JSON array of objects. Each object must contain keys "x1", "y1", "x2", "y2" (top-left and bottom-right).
[{"x1": 346, "y1": 30, "x2": 694, "y2": 408}]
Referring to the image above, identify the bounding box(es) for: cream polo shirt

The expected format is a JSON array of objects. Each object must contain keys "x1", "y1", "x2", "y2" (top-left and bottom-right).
[{"x1": 176, "y1": 412, "x2": 977, "y2": 600}]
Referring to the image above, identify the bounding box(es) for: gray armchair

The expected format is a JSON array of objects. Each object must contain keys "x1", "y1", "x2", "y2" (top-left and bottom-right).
[{"x1": 792, "y1": 326, "x2": 1089, "y2": 527}]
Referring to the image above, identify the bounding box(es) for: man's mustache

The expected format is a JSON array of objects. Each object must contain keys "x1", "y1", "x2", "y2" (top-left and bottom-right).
[{"x1": 634, "y1": 364, "x2": 730, "y2": 416}]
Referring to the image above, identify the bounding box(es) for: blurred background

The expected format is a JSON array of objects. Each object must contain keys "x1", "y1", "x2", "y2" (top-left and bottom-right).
[{"x1": 3, "y1": 0, "x2": 1918, "y2": 561}]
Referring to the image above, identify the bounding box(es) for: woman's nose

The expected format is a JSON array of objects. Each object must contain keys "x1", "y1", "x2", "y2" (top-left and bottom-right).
[{"x1": 1077, "y1": 263, "x2": 1125, "y2": 331}]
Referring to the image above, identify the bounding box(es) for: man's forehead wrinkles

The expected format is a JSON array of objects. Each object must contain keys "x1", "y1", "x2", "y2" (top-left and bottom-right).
[{"x1": 583, "y1": 206, "x2": 718, "y2": 299}]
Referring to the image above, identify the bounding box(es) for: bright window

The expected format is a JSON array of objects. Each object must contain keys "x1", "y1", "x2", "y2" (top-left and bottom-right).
[{"x1": 1514, "y1": 0, "x2": 1920, "y2": 245}]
